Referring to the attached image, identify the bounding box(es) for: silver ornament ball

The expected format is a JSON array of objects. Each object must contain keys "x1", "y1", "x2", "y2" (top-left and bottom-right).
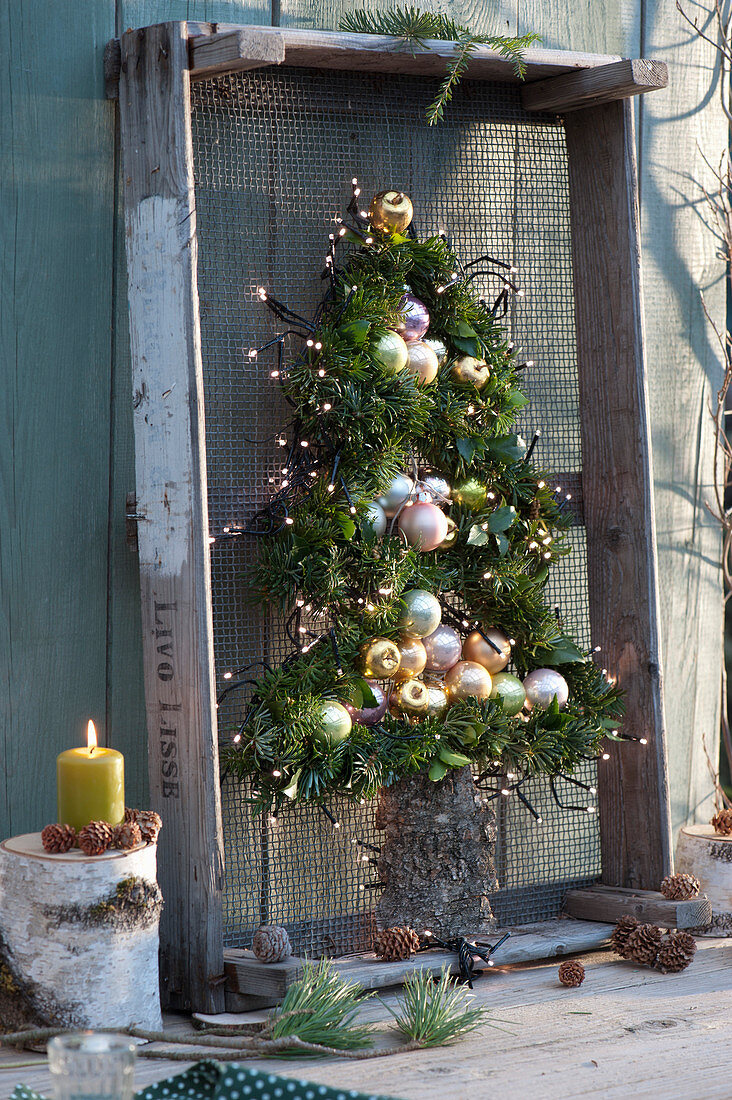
[
  {"x1": 420, "y1": 475, "x2": 451, "y2": 503},
  {"x1": 362, "y1": 501, "x2": 387, "y2": 538},
  {"x1": 377, "y1": 473, "x2": 414, "y2": 518},
  {"x1": 523, "y1": 668, "x2": 569, "y2": 710},
  {"x1": 397, "y1": 589, "x2": 442, "y2": 638}
]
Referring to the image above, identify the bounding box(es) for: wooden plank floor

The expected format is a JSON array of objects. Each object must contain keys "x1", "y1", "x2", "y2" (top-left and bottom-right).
[{"x1": 2, "y1": 939, "x2": 730, "y2": 1099}]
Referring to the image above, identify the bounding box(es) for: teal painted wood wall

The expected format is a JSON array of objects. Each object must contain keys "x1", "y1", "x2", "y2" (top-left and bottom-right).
[{"x1": 1, "y1": 0, "x2": 725, "y2": 853}]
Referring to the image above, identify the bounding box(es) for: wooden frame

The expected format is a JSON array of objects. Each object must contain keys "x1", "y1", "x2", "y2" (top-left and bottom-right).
[{"x1": 114, "y1": 22, "x2": 671, "y2": 1011}]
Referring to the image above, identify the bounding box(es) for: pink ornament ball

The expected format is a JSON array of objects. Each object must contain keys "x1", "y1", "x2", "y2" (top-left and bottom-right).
[
  {"x1": 396, "y1": 293, "x2": 430, "y2": 343},
  {"x1": 397, "y1": 501, "x2": 449, "y2": 552},
  {"x1": 345, "y1": 681, "x2": 388, "y2": 727},
  {"x1": 423, "y1": 624, "x2": 463, "y2": 671}
]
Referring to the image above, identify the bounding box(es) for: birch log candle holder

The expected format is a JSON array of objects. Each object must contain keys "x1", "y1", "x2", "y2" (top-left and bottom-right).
[
  {"x1": 0, "y1": 832, "x2": 163, "y2": 1031},
  {"x1": 675, "y1": 824, "x2": 732, "y2": 936}
]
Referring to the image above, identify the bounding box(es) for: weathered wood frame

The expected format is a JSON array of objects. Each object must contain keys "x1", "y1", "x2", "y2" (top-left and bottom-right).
[{"x1": 115, "y1": 21, "x2": 672, "y2": 1011}]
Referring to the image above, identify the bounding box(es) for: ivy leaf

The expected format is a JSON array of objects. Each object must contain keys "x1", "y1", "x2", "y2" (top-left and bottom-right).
[
  {"x1": 457, "y1": 320, "x2": 478, "y2": 339},
  {"x1": 357, "y1": 678, "x2": 378, "y2": 708},
  {"x1": 438, "y1": 746, "x2": 471, "y2": 768},
  {"x1": 428, "y1": 759, "x2": 448, "y2": 782},
  {"x1": 452, "y1": 335, "x2": 481, "y2": 357},
  {"x1": 534, "y1": 636, "x2": 585, "y2": 664},
  {"x1": 506, "y1": 389, "x2": 529, "y2": 408},
  {"x1": 282, "y1": 768, "x2": 302, "y2": 800},
  {"x1": 335, "y1": 514, "x2": 356, "y2": 540},
  {"x1": 455, "y1": 437, "x2": 479, "y2": 464},
  {"x1": 486, "y1": 434, "x2": 525, "y2": 463},
  {"x1": 487, "y1": 505, "x2": 516, "y2": 533},
  {"x1": 467, "y1": 524, "x2": 490, "y2": 547},
  {"x1": 340, "y1": 318, "x2": 371, "y2": 345},
  {"x1": 494, "y1": 532, "x2": 510, "y2": 556}
]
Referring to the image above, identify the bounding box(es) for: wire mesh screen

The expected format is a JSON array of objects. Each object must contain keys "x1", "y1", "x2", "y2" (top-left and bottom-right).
[{"x1": 190, "y1": 67, "x2": 600, "y2": 955}]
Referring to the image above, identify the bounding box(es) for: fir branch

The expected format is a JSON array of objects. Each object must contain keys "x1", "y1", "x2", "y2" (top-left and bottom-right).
[
  {"x1": 267, "y1": 960, "x2": 373, "y2": 1050},
  {"x1": 339, "y1": 7, "x2": 541, "y2": 124}
]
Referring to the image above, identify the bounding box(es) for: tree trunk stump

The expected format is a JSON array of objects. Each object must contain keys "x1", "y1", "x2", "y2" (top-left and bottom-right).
[
  {"x1": 375, "y1": 766, "x2": 498, "y2": 938},
  {"x1": 0, "y1": 833, "x2": 164, "y2": 1031}
]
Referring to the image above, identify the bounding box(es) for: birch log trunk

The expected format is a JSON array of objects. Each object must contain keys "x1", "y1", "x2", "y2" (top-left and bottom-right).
[
  {"x1": 675, "y1": 825, "x2": 732, "y2": 936},
  {"x1": 0, "y1": 834, "x2": 163, "y2": 1031},
  {"x1": 375, "y1": 767, "x2": 498, "y2": 938}
]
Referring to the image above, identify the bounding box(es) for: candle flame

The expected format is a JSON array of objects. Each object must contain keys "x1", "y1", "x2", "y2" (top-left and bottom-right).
[{"x1": 87, "y1": 720, "x2": 98, "y2": 753}]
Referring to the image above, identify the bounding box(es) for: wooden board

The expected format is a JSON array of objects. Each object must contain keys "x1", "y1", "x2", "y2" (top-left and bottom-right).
[
  {"x1": 564, "y1": 883, "x2": 712, "y2": 928},
  {"x1": 224, "y1": 920, "x2": 613, "y2": 1008},
  {"x1": 118, "y1": 21, "x2": 225, "y2": 1013},
  {"x1": 565, "y1": 98, "x2": 672, "y2": 889},
  {"x1": 522, "y1": 57, "x2": 667, "y2": 113}
]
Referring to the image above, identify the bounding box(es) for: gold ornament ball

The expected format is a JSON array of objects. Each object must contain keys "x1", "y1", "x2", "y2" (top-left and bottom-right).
[
  {"x1": 390, "y1": 678, "x2": 430, "y2": 718},
  {"x1": 452, "y1": 477, "x2": 488, "y2": 512},
  {"x1": 397, "y1": 589, "x2": 442, "y2": 638},
  {"x1": 462, "y1": 628, "x2": 511, "y2": 674},
  {"x1": 437, "y1": 517, "x2": 458, "y2": 550},
  {"x1": 444, "y1": 660, "x2": 493, "y2": 701},
  {"x1": 450, "y1": 355, "x2": 490, "y2": 390},
  {"x1": 372, "y1": 330, "x2": 409, "y2": 375},
  {"x1": 368, "y1": 190, "x2": 414, "y2": 234},
  {"x1": 423, "y1": 681, "x2": 449, "y2": 719},
  {"x1": 395, "y1": 635, "x2": 427, "y2": 679},
  {"x1": 404, "y1": 341, "x2": 439, "y2": 385},
  {"x1": 359, "y1": 637, "x2": 402, "y2": 679}
]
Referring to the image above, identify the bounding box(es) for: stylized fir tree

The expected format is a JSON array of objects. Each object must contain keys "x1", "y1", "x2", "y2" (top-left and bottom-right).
[{"x1": 222, "y1": 184, "x2": 623, "y2": 928}]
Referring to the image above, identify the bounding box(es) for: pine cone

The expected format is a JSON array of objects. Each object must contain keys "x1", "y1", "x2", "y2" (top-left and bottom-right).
[
  {"x1": 112, "y1": 821, "x2": 142, "y2": 850},
  {"x1": 125, "y1": 808, "x2": 163, "y2": 843},
  {"x1": 252, "y1": 925, "x2": 291, "y2": 963},
  {"x1": 711, "y1": 808, "x2": 732, "y2": 836},
  {"x1": 656, "y1": 931, "x2": 697, "y2": 973},
  {"x1": 660, "y1": 872, "x2": 700, "y2": 900},
  {"x1": 41, "y1": 823, "x2": 76, "y2": 854},
  {"x1": 77, "y1": 820, "x2": 113, "y2": 856},
  {"x1": 374, "y1": 926, "x2": 421, "y2": 962},
  {"x1": 558, "y1": 960, "x2": 585, "y2": 987},
  {"x1": 610, "y1": 914, "x2": 640, "y2": 959},
  {"x1": 625, "y1": 923, "x2": 663, "y2": 967}
]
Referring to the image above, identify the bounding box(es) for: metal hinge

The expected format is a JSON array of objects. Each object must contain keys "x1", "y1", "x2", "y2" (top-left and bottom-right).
[{"x1": 125, "y1": 492, "x2": 145, "y2": 552}]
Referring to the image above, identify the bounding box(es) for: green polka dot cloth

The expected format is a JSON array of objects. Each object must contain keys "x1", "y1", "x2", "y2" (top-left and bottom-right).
[{"x1": 11, "y1": 1059, "x2": 402, "y2": 1100}]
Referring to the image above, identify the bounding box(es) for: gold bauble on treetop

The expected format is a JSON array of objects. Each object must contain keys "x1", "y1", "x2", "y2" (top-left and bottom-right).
[
  {"x1": 462, "y1": 628, "x2": 512, "y2": 674},
  {"x1": 359, "y1": 637, "x2": 402, "y2": 679},
  {"x1": 368, "y1": 189, "x2": 414, "y2": 234}
]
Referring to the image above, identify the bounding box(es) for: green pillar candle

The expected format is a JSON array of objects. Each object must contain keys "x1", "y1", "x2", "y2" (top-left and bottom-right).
[{"x1": 56, "y1": 721, "x2": 125, "y2": 832}]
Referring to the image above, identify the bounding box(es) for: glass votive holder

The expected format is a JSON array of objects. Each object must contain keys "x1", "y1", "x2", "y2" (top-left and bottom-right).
[{"x1": 47, "y1": 1033, "x2": 137, "y2": 1100}]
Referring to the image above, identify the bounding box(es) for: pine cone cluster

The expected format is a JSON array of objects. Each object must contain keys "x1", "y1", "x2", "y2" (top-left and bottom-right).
[
  {"x1": 610, "y1": 914, "x2": 640, "y2": 958},
  {"x1": 656, "y1": 931, "x2": 697, "y2": 973},
  {"x1": 112, "y1": 821, "x2": 142, "y2": 851},
  {"x1": 252, "y1": 925, "x2": 291, "y2": 963},
  {"x1": 41, "y1": 823, "x2": 77, "y2": 854},
  {"x1": 711, "y1": 808, "x2": 732, "y2": 836},
  {"x1": 558, "y1": 959, "x2": 585, "y2": 987},
  {"x1": 660, "y1": 873, "x2": 700, "y2": 900},
  {"x1": 625, "y1": 923, "x2": 663, "y2": 966},
  {"x1": 125, "y1": 807, "x2": 162, "y2": 844},
  {"x1": 78, "y1": 820, "x2": 114, "y2": 856},
  {"x1": 374, "y1": 926, "x2": 421, "y2": 962},
  {"x1": 611, "y1": 915, "x2": 697, "y2": 973}
]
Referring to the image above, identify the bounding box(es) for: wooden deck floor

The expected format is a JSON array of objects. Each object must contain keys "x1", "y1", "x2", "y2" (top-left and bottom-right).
[{"x1": 2, "y1": 939, "x2": 730, "y2": 1099}]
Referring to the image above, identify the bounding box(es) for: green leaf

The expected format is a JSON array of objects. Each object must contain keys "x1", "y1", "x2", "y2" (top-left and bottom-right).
[
  {"x1": 457, "y1": 320, "x2": 478, "y2": 338},
  {"x1": 487, "y1": 505, "x2": 516, "y2": 533},
  {"x1": 357, "y1": 678, "x2": 378, "y2": 708},
  {"x1": 534, "y1": 637, "x2": 585, "y2": 664},
  {"x1": 486, "y1": 434, "x2": 525, "y2": 463},
  {"x1": 467, "y1": 524, "x2": 490, "y2": 547},
  {"x1": 452, "y1": 335, "x2": 481, "y2": 357},
  {"x1": 494, "y1": 533, "x2": 510, "y2": 556},
  {"x1": 335, "y1": 514, "x2": 356, "y2": 540},
  {"x1": 438, "y1": 746, "x2": 471, "y2": 768},
  {"x1": 455, "y1": 437, "x2": 479, "y2": 464},
  {"x1": 340, "y1": 318, "x2": 371, "y2": 345},
  {"x1": 282, "y1": 768, "x2": 302, "y2": 800},
  {"x1": 506, "y1": 389, "x2": 529, "y2": 408},
  {"x1": 428, "y1": 759, "x2": 448, "y2": 782}
]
